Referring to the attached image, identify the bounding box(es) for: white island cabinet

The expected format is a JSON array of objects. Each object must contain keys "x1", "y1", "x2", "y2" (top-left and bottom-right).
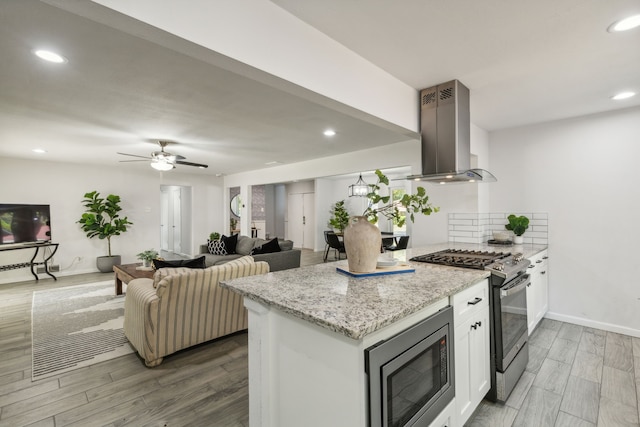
[
  {"x1": 221, "y1": 244, "x2": 545, "y2": 427},
  {"x1": 526, "y1": 249, "x2": 549, "y2": 334},
  {"x1": 452, "y1": 280, "x2": 491, "y2": 425}
]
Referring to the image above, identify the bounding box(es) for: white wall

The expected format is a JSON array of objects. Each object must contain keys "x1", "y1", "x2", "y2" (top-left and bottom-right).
[
  {"x1": 0, "y1": 157, "x2": 223, "y2": 283},
  {"x1": 489, "y1": 106, "x2": 640, "y2": 336}
]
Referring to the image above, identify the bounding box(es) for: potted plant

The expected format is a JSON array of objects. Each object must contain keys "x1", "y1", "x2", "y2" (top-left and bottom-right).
[
  {"x1": 136, "y1": 249, "x2": 159, "y2": 268},
  {"x1": 77, "y1": 191, "x2": 133, "y2": 273},
  {"x1": 505, "y1": 214, "x2": 529, "y2": 244},
  {"x1": 230, "y1": 218, "x2": 238, "y2": 233},
  {"x1": 328, "y1": 200, "x2": 350, "y2": 233},
  {"x1": 343, "y1": 170, "x2": 439, "y2": 273},
  {"x1": 209, "y1": 232, "x2": 221, "y2": 241}
]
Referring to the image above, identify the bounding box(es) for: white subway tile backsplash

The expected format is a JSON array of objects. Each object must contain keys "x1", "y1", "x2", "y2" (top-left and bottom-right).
[
  {"x1": 451, "y1": 225, "x2": 476, "y2": 232},
  {"x1": 448, "y1": 212, "x2": 548, "y2": 245},
  {"x1": 449, "y1": 219, "x2": 474, "y2": 226}
]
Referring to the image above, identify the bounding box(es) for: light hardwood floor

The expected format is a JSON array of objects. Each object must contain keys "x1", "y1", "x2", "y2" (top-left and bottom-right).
[{"x1": 2, "y1": 251, "x2": 638, "y2": 426}]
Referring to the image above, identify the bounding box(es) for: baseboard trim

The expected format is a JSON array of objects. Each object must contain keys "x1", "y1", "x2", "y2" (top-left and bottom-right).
[{"x1": 545, "y1": 311, "x2": 640, "y2": 338}]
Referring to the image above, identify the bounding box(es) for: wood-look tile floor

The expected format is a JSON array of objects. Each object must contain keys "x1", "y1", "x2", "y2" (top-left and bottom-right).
[
  {"x1": 467, "y1": 318, "x2": 640, "y2": 427},
  {"x1": 3, "y1": 252, "x2": 637, "y2": 426},
  {"x1": 0, "y1": 250, "x2": 328, "y2": 426}
]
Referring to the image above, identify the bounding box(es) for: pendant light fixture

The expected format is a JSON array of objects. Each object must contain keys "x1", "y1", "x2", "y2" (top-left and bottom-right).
[{"x1": 348, "y1": 174, "x2": 369, "y2": 197}]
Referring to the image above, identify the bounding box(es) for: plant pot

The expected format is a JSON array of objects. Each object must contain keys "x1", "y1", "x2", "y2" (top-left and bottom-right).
[
  {"x1": 97, "y1": 255, "x2": 121, "y2": 273},
  {"x1": 513, "y1": 235, "x2": 524, "y2": 245},
  {"x1": 141, "y1": 259, "x2": 151, "y2": 268},
  {"x1": 343, "y1": 216, "x2": 381, "y2": 273}
]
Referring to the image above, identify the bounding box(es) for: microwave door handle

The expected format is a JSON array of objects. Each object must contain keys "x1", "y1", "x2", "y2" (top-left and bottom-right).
[{"x1": 500, "y1": 275, "x2": 531, "y2": 298}]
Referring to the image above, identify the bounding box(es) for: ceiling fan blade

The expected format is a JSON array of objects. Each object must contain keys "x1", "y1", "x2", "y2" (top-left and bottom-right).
[
  {"x1": 176, "y1": 160, "x2": 208, "y2": 168},
  {"x1": 117, "y1": 152, "x2": 151, "y2": 159}
]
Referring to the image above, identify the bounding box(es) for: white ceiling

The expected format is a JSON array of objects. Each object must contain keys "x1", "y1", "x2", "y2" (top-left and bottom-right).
[
  {"x1": 272, "y1": 0, "x2": 640, "y2": 131},
  {"x1": 1, "y1": 1, "x2": 639, "y2": 176}
]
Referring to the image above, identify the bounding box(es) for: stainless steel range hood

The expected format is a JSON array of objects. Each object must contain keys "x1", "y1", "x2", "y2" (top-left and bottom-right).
[{"x1": 408, "y1": 80, "x2": 496, "y2": 183}]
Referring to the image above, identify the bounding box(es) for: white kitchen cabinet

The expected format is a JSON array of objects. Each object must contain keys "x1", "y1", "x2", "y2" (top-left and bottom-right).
[
  {"x1": 452, "y1": 279, "x2": 490, "y2": 426},
  {"x1": 526, "y1": 250, "x2": 549, "y2": 335},
  {"x1": 429, "y1": 399, "x2": 455, "y2": 427}
]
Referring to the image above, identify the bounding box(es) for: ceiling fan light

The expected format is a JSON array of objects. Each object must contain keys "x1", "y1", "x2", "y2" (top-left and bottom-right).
[{"x1": 151, "y1": 159, "x2": 174, "y2": 171}]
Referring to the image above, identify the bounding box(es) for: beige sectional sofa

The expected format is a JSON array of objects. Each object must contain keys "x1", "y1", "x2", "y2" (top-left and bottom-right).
[{"x1": 124, "y1": 256, "x2": 269, "y2": 367}]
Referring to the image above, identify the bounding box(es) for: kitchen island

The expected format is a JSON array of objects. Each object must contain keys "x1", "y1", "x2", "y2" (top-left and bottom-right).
[{"x1": 221, "y1": 244, "x2": 546, "y2": 427}]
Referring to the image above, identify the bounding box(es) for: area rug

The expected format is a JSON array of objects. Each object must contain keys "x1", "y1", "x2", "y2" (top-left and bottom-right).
[{"x1": 31, "y1": 281, "x2": 134, "y2": 380}]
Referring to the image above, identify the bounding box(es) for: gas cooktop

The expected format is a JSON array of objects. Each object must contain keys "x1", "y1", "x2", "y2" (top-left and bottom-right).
[
  {"x1": 410, "y1": 249, "x2": 530, "y2": 281},
  {"x1": 410, "y1": 249, "x2": 511, "y2": 270}
]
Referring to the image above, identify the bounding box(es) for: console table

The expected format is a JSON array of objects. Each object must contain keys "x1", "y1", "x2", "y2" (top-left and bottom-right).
[{"x1": 0, "y1": 242, "x2": 59, "y2": 280}]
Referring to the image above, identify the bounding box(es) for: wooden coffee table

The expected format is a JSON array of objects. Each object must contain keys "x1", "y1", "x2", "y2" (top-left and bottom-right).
[{"x1": 113, "y1": 263, "x2": 155, "y2": 295}]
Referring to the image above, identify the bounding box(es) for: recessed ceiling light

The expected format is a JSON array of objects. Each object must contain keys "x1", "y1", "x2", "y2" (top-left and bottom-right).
[
  {"x1": 32, "y1": 148, "x2": 47, "y2": 153},
  {"x1": 612, "y1": 91, "x2": 636, "y2": 100},
  {"x1": 33, "y1": 49, "x2": 67, "y2": 64},
  {"x1": 608, "y1": 14, "x2": 640, "y2": 32},
  {"x1": 323, "y1": 129, "x2": 336, "y2": 137}
]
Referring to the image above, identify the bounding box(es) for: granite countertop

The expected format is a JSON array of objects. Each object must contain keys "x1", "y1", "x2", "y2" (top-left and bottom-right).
[{"x1": 221, "y1": 243, "x2": 547, "y2": 340}]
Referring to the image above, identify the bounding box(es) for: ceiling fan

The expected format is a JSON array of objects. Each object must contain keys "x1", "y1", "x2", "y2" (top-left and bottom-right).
[{"x1": 118, "y1": 141, "x2": 208, "y2": 171}]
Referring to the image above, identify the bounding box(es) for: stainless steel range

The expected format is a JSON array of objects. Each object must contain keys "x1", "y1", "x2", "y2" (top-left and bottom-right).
[{"x1": 411, "y1": 249, "x2": 531, "y2": 402}]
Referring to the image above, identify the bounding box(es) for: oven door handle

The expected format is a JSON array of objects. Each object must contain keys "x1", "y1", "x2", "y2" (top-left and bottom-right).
[{"x1": 500, "y1": 274, "x2": 531, "y2": 298}]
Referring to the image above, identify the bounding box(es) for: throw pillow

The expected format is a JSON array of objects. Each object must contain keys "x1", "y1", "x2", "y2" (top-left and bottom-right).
[
  {"x1": 250, "y1": 238, "x2": 281, "y2": 255},
  {"x1": 279, "y1": 239, "x2": 293, "y2": 251},
  {"x1": 221, "y1": 234, "x2": 238, "y2": 254},
  {"x1": 235, "y1": 236, "x2": 255, "y2": 255},
  {"x1": 207, "y1": 239, "x2": 227, "y2": 256},
  {"x1": 152, "y1": 256, "x2": 207, "y2": 270}
]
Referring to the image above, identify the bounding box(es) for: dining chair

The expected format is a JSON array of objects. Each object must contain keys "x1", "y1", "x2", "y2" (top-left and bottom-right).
[
  {"x1": 326, "y1": 232, "x2": 347, "y2": 261},
  {"x1": 386, "y1": 235, "x2": 410, "y2": 251}
]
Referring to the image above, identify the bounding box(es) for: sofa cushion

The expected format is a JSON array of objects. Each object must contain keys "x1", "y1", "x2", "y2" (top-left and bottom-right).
[
  {"x1": 222, "y1": 234, "x2": 238, "y2": 254},
  {"x1": 251, "y1": 238, "x2": 281, "y2": 255},
  {"x1": 235, "y1": 235, "x2": 257, "y2": 255},
  {"x1": 152, "y1": 256, "x2": 207, "y2": 270},
  {"x1": 278, "y1": 239, "x2": 294, "y2": 251},
  {"x1": 207, "y1": 239, "x2": 227, "y2": 255},
  {"x1": 152, "y1": 267, "x2": 191, "y2": 288}
]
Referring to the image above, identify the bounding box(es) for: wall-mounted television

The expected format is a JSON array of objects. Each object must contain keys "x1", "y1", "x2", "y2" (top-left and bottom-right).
[{"x1": 0, "y1": 204, "x2": 51, "y2": 245}]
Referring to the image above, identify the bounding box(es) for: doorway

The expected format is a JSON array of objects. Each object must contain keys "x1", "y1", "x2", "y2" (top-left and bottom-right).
[
  {"x1": 287, "y1": 192, "x2": 315, "y2": 250},
  {"x1": 160, "y1": 185, "x2": 192, "y2": 257}
]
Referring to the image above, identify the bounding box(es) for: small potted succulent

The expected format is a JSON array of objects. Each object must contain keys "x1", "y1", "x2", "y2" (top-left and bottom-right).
[
  {"x1": 136, "y1": 249, "x2": 159, "y2": 268},
  {"x1": 209, "y1": 231, "x2": 221, "y2": 241},
  {"x1": 505, "y1": 214, "x2": 529, "y2": 244}
]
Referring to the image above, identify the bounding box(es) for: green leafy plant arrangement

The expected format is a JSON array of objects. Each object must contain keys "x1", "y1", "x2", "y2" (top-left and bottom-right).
[
  {"x1": 209, "y1": 232, "x2": 221, "y2": 241},
  {"x1": 328, "y1": 200, "x2": 350, "y2": 232},
  {"x1": 363, "y1": 170, "x2": 439, "y2": 227},
  {"x1": 505, "y1": 214, "x2": 530, "y2": 236},
  {"x1": 136, "y1": 249, "x2": 159, "y2": 262},
  {"x1": 77, "y1": 191, "x2": 133, "y2": 256}
]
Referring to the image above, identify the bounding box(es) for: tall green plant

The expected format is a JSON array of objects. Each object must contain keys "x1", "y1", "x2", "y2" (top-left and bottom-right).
[
  {"x1": 328, "y1": 200, "x2": 350, "y2": 232},
  {"x1": 77, "y1": 191, "x2": 133, "y2": 256}
]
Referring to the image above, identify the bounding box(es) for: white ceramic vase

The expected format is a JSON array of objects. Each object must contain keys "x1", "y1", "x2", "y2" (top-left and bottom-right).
[
  {"x1": 513, "y1": 235, "x2": 524, "y2": 245},
  {"x1": 343, "y1": 216, "x2": 381, "y2": 273}
]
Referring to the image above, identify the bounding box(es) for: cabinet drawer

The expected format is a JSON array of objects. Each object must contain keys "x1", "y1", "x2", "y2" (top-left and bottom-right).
[{"x1": 452, "y1": 279, "x2": 488, "y2": 323}]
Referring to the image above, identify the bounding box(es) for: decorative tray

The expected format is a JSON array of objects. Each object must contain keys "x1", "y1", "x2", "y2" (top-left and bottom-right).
[
  {"x1": 336, "y1": 263, "x2": 415, "y2": 278},
  {"x1": 487, "y1": 239, "x2": 513, "y2": 246}
]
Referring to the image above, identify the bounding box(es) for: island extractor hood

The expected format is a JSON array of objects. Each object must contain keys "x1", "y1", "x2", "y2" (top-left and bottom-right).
[{"x1": 408, "y1": 80, "x2": 496, "y2": 183}]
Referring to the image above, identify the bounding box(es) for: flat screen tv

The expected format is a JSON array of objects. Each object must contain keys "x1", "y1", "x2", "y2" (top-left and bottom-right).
[{"x1": 0, "y1": 204, "x2": 51, "y2": 245}]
